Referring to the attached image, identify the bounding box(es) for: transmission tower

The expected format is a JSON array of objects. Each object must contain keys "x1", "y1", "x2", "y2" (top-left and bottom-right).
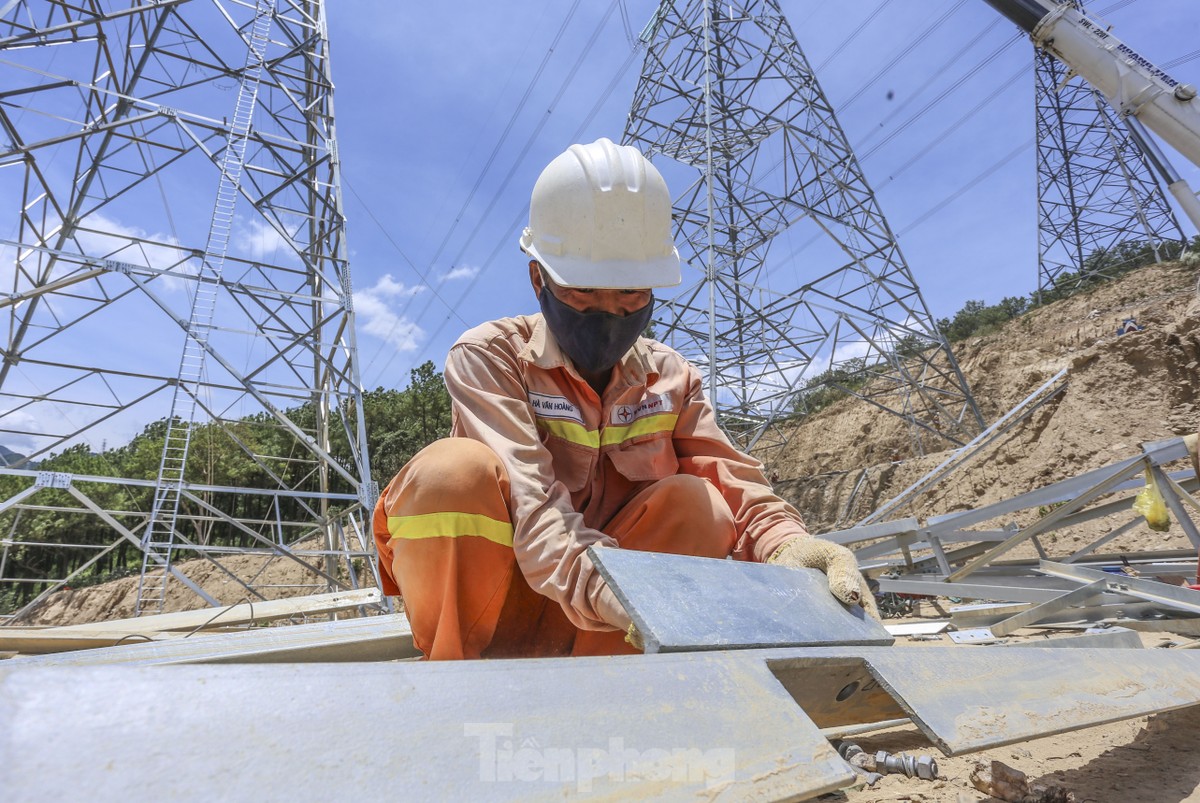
[
  {"x1": 624, "y1": 0, "x2": 983, "y2": 456},
  {"x1": 0, "y1": 1, "x2": 379, "y2": 616},
  {"x1": 1035, "y1": 40, "x2": 1185, "y2": 299}
]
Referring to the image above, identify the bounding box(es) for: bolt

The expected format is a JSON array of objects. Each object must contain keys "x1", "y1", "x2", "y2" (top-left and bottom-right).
[
  {"x1": 833, "y1": 741, "x2": 938, "y2": 781},
  {"x1": 874, "y1": 750, "x2": 939, "y2": 780},
  {"x1": 834, "y1": 741, "x2": 863, "y2": 762},
  {"x1": 915, "y1": 755, "x2": 939, "y2": 781}
]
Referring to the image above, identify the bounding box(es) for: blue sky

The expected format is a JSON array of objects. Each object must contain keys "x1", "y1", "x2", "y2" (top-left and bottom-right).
[
  {"x1": 328, "y1": 0, "x2": 1200, "y2": 391},
  {"x1": 2, "y1": 0, "x2": 1198, "y2": 458}
]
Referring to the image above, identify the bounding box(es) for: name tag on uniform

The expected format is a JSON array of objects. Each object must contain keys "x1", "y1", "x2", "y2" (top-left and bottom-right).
[
  {"x1": 612, "y1": 394, "x2": 673, "y2": 426},
  {"x1": 528, "y1": 392, "x2": 584, "y2": 424}
]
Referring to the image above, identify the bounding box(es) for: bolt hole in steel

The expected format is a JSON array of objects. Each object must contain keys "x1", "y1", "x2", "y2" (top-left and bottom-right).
[{"x1": 836, "y1": 681, "x2": 859, "y2": 702}]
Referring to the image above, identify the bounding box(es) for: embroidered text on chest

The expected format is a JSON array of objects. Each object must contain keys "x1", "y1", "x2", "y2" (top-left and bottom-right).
[
  {"x1": 611, "y1": 394, "x2": 673, "y2": 426},
  {"x1": 528, "y1": 392, "x2": 584, "y2": 425}
]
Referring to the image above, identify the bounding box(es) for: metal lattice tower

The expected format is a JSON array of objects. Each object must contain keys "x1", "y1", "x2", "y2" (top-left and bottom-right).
[
  {"x1": 0, "y1": 0, "x2": 379, "y2": 616},
  {"x1": 624, "y1": 0, "x2": 983, "y2": 455},
  {"x1": 1035, "y1": 39, "x2": 1185, "y2": 299}
]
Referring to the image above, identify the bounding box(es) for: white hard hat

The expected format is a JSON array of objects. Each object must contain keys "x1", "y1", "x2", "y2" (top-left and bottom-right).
[{"x1": 519, "y1": 137, "x2": 682, "y2": 289}]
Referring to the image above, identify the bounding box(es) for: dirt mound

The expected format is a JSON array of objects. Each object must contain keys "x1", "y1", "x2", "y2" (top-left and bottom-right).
[
  {"x1": 21, "y1": 546, "x2": 329, "y2": 626},
  {"x1": 774, "y1": 259, "x2": 1200, "y2": 558}
]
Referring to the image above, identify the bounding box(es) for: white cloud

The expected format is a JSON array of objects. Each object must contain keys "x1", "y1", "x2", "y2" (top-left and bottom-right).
[
  {"x1": 354, "y1": 274, "x2": 425, "y2": 351},
  {"x1": 0, "y1": 407, "x2": 41, "y2": 458},
  {"x1": 72, "y1": 213, "x2": 196, "y2": 291},
  {"x1": 441, "y1": 265, "x2": 479, "y2": 281},
  {"x1": 236, "y1": 218, "x2": 294, "y2": 261},
  {"x1": 370, "y1": 273, "x2": 424, "y2": 298}
]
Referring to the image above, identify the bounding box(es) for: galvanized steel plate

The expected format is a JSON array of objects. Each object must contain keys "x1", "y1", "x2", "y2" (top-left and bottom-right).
[
  {"x1": 0, "y1": 652, "x2": 856, "y2": 802},
  {"x1": 589, "y1": 546, "x2": 894, "y2": 652},
  {"x1": 768, "y1": 646, "x2": 1200, "y2": 756},
  {"x1": 12, "y1": 613, "x2": 421, "y2": 666}
]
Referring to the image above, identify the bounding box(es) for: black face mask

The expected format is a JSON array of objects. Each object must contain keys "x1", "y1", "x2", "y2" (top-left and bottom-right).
[{"x1": 539, "y1": 287, "x2": 654, "y2": 375}]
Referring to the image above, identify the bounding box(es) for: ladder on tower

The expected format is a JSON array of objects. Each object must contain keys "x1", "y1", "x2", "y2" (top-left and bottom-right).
[{"x1": 137, "y1": 0, "x2": 276, "y2": 616}]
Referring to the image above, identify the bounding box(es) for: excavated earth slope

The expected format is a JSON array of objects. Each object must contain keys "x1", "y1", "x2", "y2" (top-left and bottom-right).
[{"x1": 774, "y1": 258, "x2": 1200, "y2": 558}]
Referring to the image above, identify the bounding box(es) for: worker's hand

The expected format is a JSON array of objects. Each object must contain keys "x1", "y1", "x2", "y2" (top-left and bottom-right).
[
  {"x1": 594, "y1": 574, "x2": 637, "y2": 629},
  {"x1": 769, "y1": 537, "x2": 880, "y2": 621}
]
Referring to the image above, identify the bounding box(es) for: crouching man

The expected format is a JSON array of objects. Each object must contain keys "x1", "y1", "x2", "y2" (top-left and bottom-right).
[{"x1": 373, "y1": 137, "x2": 876, "y2": 660}]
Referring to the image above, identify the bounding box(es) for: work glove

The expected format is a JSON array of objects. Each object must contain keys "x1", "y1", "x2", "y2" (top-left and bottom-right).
[
  {"x1": 598, "y1": 582, "x2": 645, "y2": 651},
  {"x1": 769, "y1": 537, "x2": 881, "y2": 621}
]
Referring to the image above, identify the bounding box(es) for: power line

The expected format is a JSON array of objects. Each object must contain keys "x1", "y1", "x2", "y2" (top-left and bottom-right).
[
  {"x1": 837, "y1": 0, "x2": 967, "y2": 113},
  {"x1": 814, "y1": 0, "x2": 894, "y2": 74},
  {"x1": 897, "y1": 140, "x2": 1034, "y2": 236},
  {"x1": 373, "y1": 3, "x2": 637, "y2": 382},
  {"x1": 1163, "y1": 48, "x2": 1200, "y2": 70},
  {"x1": 420, "y1": 0, "x2": 584, "y2": 279},
  {"x1": 341, "y1": 171, "x2": 469, "y2": 343},
  {"x1": 361, "y1": 0, "x2": 584, "y2": 375},
  {"x1": 875, "y1": 60, "x2": 1030, "y2": 189},
  {"x1": 858, "y1": 31, "x2": 1024, "y2": 160}
]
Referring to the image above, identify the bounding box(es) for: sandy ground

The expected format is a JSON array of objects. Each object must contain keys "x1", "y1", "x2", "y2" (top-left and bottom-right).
[
  {"x1": 830, "y1": 704, "x2": 1200, "y2": 803},
  {"x1": 824, "y1": 620, "x2": 1200, "y2": 803}
]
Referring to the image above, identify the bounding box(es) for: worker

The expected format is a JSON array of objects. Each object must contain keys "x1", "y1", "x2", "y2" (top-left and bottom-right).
[{"x1": 373, "y1": 137, "x2": 878, "y2": 661}]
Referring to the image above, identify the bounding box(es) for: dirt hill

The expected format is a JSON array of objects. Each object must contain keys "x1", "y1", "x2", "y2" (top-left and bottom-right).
[{"x1": 774, "y1": 258, "x2": 1200, "y2": 558}]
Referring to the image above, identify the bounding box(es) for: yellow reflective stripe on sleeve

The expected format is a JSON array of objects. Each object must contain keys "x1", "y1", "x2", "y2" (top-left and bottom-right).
[
  {"x1": 537, "y1": 418, "x2": 600, "y2": 448},
  {"x1": 387, "y1": 512, "x2": 514, "y2": 548},
  {"x1": 601, "y1": 413, "x2": 678, "y2": 446}
]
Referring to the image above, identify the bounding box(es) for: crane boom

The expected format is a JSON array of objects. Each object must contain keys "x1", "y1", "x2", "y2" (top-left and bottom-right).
[{"x1": 983, "y1": 0, "x2": 1200, "y2": 227}]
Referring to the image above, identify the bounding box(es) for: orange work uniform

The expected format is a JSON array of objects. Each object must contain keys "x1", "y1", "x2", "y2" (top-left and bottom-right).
[{"x1": 373, "y1": 313, "x2": 809, "y2": 659}]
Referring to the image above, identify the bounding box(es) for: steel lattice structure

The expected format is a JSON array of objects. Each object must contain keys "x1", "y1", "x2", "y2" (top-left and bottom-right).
[
  {"x1": 0, "y1": 0, "x2": 379, "y2": 616},
  {"x1": 624, "y1": 0, "x2": 983, "y2": 455},
  {"x1": 1035, "y1": 45, "x2": 1184, "y2": 299}
]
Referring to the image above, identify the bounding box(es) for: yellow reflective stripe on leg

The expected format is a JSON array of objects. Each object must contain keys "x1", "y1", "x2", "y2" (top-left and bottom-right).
[{"x1": 387, "y1": 512, "x2": 514, "y2": 548}]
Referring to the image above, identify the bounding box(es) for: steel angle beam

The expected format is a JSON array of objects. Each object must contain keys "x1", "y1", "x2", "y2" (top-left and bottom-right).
[
  {"x1": 589, "y1": 546, "x2": 893, "y2": 653},
  {"x1": 952, "y1": 600, "x2": 1174, "y2": 628},
  {"x1": 877, "y1": 576, "x2": 1071, "y2": 604},
  {"x1": 849, "y1": 531, "x2": 922, "y2": 562},
  {"x1": 766, "y1": 646, "x2": 1200, "y2": 756},
  {"x1": 821, "y1": 517, "x2": 920, "y2": 546},
  {"x1": 4, "y1": 646, "x2": 1200, "y2": 798},
  {"x1": 989, "y1": 580, "x2": 1111, "y2": 637},
  {"x1": 1039, "y1": 562, "x2": 1200, "y2": 616},
  {"x1": 22, "y1": 588, "x2": 382, "y2": 638},
  {"x1": 994, "y1": 628, "x2": 1144, "y2": 649},
  {"x1": 13, "y1": 613, "x2": 420, "y2": 667},
  {"x1": 933, "y1": 529, "x2": 1021, "y2": 544},
  {"x1": 925, "y1": 436, "x2": 1189, "y2": 534},
  {"x1": 1121, "y1": 618, "x2": 1200, "y2": 635},
  {"x1": 0, "y1": 652, "x2": 856, "y2": 802},
  {"x1": 0, "y1": 630, "x2": 181, "y2": 655}
]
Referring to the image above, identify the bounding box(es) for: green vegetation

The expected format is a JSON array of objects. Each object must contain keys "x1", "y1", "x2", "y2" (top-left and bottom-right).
[
  {"x1": 0, "y1": 361, "x2": 451, "y2": 611},
  {"x1": 938, "y1": 235, "x2": 1198, "y2": 345}
]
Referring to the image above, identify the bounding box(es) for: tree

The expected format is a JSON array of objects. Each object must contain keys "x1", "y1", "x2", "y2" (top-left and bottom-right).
[{"x1": 366, "y1": 361, "x2": 452, "y2": 485}]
